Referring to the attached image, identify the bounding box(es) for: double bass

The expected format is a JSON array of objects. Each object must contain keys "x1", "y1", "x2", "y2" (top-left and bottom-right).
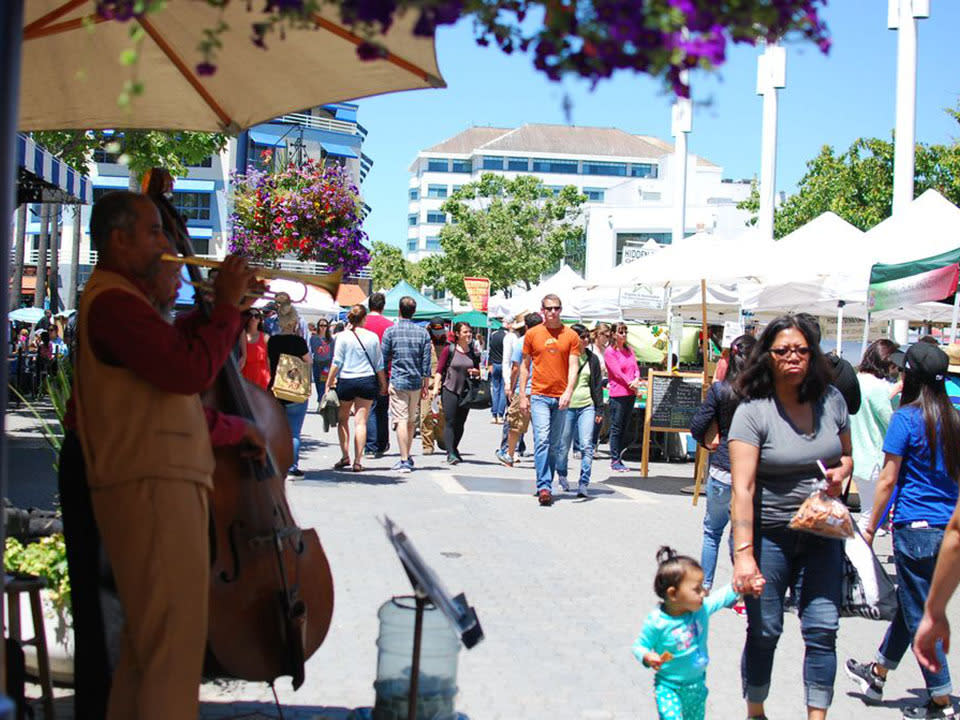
[{"x1": 144, "y1": 169, "x2": 334, "y2": 689}]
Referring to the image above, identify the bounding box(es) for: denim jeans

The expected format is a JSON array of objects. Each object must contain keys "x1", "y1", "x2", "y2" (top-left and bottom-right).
[
  {"x1": 312, "y1": 362, "x2": 329, "y2": 405},
  {"x1": 365, "y1": 392, "x2": 390, "y2": 454},
  {"x1": 742, "y1": 526, "x2": 842, "y2": 709},
  {"x1": 284, "y1": 400, "x2": 309, "y2": 471},
  {"x1": 877, "y1": 526, "x2": 952, "y2": 696},
  {"x1": 699, "y1": 473, "x2": 731, "y2": 590},
  {"x1": 490, "y1": 364, "x2": 505, "y2": 418},
  {"x1": 607, "y1": 395, "x2": 634, "y2": 462},
  {"x1": 557, "y1": 405, "x2": 595, "y2": 486},
  {"x1": 530, "y1": 395, "x2": 566, "y2": 491}
]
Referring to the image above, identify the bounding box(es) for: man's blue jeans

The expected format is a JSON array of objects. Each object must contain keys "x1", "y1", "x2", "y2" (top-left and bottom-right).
[
  {"x1": 530, "y1": 395, "x2": 565, "y2": 491},
  {"x1": 490, "y1": 364, "x2": 505, "y2": 418},
  {"x1": 742, "y1": 527, "x2": 842, "y2": 709},
  {"x1": 877, "y1": 526, "x2": 952, "y2": 696},
  {"x1": 365, "y1": 392, "x2": 389, "y2": 454},
  {"x1": 284, "y1": 400, "x2": 308, "y2": 471},
  {"x1": 557, "y1": 405, "x2": 595, "y2": 486},
  {"x1": 699, "y1": 473, "x2": 731, "y2": 590}
]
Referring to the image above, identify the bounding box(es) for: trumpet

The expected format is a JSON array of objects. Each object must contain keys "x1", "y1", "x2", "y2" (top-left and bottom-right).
[{"x1": 161, "y1": 253, "x2": 342, "y2": 302}]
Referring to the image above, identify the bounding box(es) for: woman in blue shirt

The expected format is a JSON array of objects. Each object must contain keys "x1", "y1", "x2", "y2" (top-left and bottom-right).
[{"x1": 845, "y1": 343, "x2": 960, "y2": 720}]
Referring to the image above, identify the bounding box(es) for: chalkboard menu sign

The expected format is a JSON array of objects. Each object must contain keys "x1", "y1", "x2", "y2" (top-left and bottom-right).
[
  {"x1": 648, "y1": 374, "x2": 703, "y2": 430},
  {"x1": 641, "y1": 371, "x2": 705, "y2": 477}
]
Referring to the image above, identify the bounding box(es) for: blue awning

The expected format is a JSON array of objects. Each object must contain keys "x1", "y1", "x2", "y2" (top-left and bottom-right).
[
  {"x1": 322, "y1": 142, "x2": 358, "y2": 159},
  {"x1": 249, "y1": 131, "x2": 285, "y2": 147},
  {"x1": 16, "y1": 134, "x2": 93, "y2": 204}
]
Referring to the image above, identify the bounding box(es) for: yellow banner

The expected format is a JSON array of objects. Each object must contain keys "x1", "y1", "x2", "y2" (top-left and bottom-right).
[{"x1": 463, "y1": 277, "x2": 490, "y2": 313}]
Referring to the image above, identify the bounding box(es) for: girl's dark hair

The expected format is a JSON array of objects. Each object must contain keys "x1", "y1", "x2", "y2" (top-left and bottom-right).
[
  {"x1": 900, "y1": 371, "x2": 960, "y2": 482},
  {"x1": 244, "y1": 310, "x2": 263, "y2": 332},
  {"x1": 859, "y1": 339, "x2": 900, "y2": 379},
  {"x1": 571, "y1": 323, "x2": 589, "y2": 340},
  {"x1": 453, "y1": 321, "x2": 472, "y2": 338},
  {"x1": 653, "y1": 546, "x2": 701, "y2": 600},
  {"x1": 734, "y1": 314, "x2": 831, "y2": 403}
]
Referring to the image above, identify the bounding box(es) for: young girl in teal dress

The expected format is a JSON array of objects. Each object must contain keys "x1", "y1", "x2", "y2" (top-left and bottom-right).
[{"x1": 632, "y1": 547, "x2": 742, "y2": 720}]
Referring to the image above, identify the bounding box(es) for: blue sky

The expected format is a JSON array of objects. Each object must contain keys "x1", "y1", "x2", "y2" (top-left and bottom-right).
[{"x1": 355, "y1": 1, "x2": 960, "y2": 251}]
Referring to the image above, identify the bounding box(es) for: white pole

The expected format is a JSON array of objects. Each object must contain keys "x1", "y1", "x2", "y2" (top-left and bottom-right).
[
  {"x1": 665, "y1": 286, "x2": 674, "y2": 372},
  {"x1": 889, "y1": 0, "x2": 929, "y2": 214},
  {"x1": 836, "y1": 302, "x2": 845, "y2": 358},
  {"x1": 950, "y1": 292, "x2": 960, "y2": 343},
  {"x1": 671, "y1": 95, "x2": 692, "y2": 245},
  {"x1": 757, "y1": 43, "x2": 786, "y2": 243}
]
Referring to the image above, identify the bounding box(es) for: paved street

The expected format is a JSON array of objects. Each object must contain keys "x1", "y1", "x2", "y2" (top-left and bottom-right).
[{"x1": 9, "y1": 401, "x2": 960, "y2": 719}]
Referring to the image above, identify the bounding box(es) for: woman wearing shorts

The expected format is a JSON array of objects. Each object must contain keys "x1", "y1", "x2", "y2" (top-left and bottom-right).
[{"x1": 325, "y1": 304, "x2": 387, "y2": 472}]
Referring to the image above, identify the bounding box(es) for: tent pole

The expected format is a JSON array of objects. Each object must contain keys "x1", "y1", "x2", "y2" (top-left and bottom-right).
[
  {"x1": 861, "y1": 311, "x2": 871, "y2": 360},
  {"x1": 835, "y1": 301, "x2": 845, "y2": 357},
  {"x1": 1, "y1": 0, "x2": 25, "y2": 692},
  {"x1": 665, "y1": 285, "x2": 673, "y2": 372},
  {"x1": 950, "y1": 292, "x2": 960, "y2": 344}
]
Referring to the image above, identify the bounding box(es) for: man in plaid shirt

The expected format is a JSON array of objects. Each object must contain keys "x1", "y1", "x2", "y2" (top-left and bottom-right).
[{"x1": 381, "y1": 296, "x2": 432, "y2": 472}]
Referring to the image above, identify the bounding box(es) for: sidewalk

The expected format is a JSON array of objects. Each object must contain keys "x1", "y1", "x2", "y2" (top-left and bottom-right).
[{"x1": 11, "y1": 402, "x2": 956, "y2": 719}]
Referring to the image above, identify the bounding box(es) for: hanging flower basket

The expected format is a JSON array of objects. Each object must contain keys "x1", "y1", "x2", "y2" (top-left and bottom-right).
[{"x1": 229, "y1": 155, "x2": 371, "y2": 276}]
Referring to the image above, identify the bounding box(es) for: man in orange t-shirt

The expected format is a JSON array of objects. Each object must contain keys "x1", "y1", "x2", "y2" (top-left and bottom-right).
[{"x1": 518, "y1": 293, "x2": 580, "y2": 506}]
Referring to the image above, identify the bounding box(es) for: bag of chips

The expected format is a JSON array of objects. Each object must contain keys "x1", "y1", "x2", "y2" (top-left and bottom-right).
[{"x1": 789, "y1": 482, "x2": 855, "y2": 539}]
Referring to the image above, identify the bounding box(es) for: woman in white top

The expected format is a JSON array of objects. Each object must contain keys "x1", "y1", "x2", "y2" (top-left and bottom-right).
[
  {"x1": 849, "y1": 339, "x2": 900, "y2": 532},
  {"x1": 325, "y1": 304, "x2": 387, "y2": 472}
]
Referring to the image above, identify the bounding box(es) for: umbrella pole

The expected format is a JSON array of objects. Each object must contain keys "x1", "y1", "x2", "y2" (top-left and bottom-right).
[
  {"x1": 861, "y1": 311, "x2": 871, "y2": 360},
  {"x1": 1, "y1": 0, "x2": 25, "y2": 691},
  {"x1": 950, "y1": 292, "x2": 960, "y2": 344},
  {"x1": 835, "y1": 301, "x2": 845, "y2": 358},
  {"x1": 665, "y1": 285, "x2": 674, "y2": 372}
]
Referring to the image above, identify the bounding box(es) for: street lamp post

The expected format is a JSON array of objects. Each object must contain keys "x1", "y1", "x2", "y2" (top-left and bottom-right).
[{"x1": 756, "y1": 42, "x2": 786, "y2": 244}]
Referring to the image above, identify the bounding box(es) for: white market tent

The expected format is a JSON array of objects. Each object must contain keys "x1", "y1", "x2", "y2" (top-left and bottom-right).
[{"x1": 499, "y1": 264, "x2": 586, "y2": 319}]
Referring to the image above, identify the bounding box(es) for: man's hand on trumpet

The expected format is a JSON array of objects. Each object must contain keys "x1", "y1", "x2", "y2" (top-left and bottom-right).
[{"x1": 213, "y1": 255, "x2": 261, "y2": 309}]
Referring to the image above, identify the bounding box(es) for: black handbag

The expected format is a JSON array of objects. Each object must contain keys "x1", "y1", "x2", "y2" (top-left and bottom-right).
[{"x1": 460, "y1": 376, "x2": 491, "y2": 410}]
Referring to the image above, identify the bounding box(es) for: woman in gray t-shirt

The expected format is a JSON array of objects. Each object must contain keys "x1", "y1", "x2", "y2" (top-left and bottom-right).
[{"x1": 728, "y1": 314, "x2": 852, "y2": 719}]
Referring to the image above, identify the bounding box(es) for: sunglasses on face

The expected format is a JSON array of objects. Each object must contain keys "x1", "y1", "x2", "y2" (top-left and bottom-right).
[
  {"x1": 769, "y1": 346, "x2": 810, "y2": 358},
  {"x1": 616, "y1": 330, "x2": 627, "y2": 335},
  {"x1": 542, "y1": 306, "x2": 561, "y2": 312}
]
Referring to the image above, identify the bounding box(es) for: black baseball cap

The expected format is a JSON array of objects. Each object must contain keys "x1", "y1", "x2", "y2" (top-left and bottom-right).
[
  {"x1": 427, "y1": 317, "x2": 445, "y2": 329},
  {"x1": 894, "y1": 342, "x2": 949, "y2": 383}
]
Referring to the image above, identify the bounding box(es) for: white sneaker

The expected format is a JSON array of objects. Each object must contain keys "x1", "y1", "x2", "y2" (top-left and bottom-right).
[{"x1": 558, "y1": 476, "x2": 570, "y2": 493}]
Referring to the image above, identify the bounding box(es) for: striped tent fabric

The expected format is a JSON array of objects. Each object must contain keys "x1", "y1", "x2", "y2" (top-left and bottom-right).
[{"x1": 16, "y1": 133, "x2": 93, "y2": 204}]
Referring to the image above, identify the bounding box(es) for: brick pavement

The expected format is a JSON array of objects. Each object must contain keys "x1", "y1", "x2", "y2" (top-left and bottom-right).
[{"x1": 11, "y1": 403, "x2": 960, "y2": 719}]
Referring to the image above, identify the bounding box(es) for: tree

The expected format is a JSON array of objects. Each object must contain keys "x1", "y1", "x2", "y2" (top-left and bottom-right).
[
  {"x1": 31, "y1": 130, "x2": 228, "y2": 185},
  {"x1": 737, "y1": 135, "x2": 960, "y2": 237},
  {"x1": 428, "y1": 174, "x2": 585, "y2": 301},
  {"x1": 369, "y1": 241, "x2": 412, "y2": 289}
]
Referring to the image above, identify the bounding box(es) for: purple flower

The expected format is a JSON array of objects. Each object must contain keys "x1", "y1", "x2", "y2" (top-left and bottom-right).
[{"x1": 196, "y1": 62, "x2": 217, "y2": 77}]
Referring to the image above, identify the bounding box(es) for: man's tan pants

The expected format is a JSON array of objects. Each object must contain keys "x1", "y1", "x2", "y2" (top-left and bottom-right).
[{"x1": 91, "y1": 478, "x2": 209, "y2": 720}]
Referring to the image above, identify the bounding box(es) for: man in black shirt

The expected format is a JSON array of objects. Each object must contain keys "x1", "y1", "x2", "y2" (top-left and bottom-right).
[
  {"x1": 795, "y1": 313, "x2": 861, "y2": 415},
  {"x1": 488, "y1": 322, "x2": 507, "y2": 424}
]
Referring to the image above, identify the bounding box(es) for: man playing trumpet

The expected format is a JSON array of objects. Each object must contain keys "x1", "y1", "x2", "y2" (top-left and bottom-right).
[{"x1": 69, "y1": 190, "x2": 261, "y2": 719}]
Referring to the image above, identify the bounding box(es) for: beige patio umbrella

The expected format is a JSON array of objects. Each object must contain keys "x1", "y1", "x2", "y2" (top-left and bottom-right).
[{"x1": 19, "y1": 1, "x2": 445, "y2": 132}]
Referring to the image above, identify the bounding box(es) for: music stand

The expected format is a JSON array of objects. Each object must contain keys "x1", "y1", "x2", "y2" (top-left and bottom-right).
[{"x1": 381, "y1": 516, "x2": 483, "y2": 720}]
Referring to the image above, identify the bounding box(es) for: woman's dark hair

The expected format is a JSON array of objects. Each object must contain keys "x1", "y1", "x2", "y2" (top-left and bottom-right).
[
  {"x1": 453, "y1": 321, "x2": 472, "y2": 339},
  {"x1": 347, "y1": 304, "x2": 367, "y2": 326},
  {"x1": 244, "y1": 310, "x2": 263, "y2": 332},
  {"x1": 725, "y1": 334, "x2": 757, "y2": 384},
  {"x1": 734, "y1": 314, "x2": 831, "y2": 403},
  {"x1": 316, "y1": 319, "x2": 331, "y2": 341},
  {"x1": 653, "y1": 546, "x2": 701, "y2": 600},
  {"x1": 333, "y1": 321, "x2": 345, "y2": 333},
  {"x1": 859, "y1": 339, "x2": 900, "y2": 379},
  {"x1": 571, "y1": 323, "x2": 589, "y2": 340},
  {"x1": 900, "y1": 370, "x2": 960, "y2": 482}
]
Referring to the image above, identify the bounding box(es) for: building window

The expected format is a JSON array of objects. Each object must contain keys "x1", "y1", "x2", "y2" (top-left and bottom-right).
[
  {"x1": 427, "y1": 158, "x2": 448, "y2": 172},
  {"x1": 408, "y1": 214, "x2": 418, "y2": 226},
  {"x1": 583, "y1": 187, "x2": 605, "y2": 202},
  {"x1": 92, "y1": 144, "x2": 122, "y2": 163},
  {"x1": 582, "y1": 160, "x2": 627, "y2": 177},
  {"x1": 531, "y1": 158, "x2": 578, "y2": 174},
  {"x1": 451, "y1": 159, "x2": 472, "y2": 173},
  {"x1": 452, "y1": 185, "x2": 463, "y2": 194},
  {"x1": 426, "y1": 184, "x2": 448, "y2": 199},
  {"x1": 546, "y1": 186, "x2": 563, "y2": 196},
  {"x1": 408, "y1": 238, "x2": 419, "y2": 251},
  {"x1": 630, "y1": 163, "x2": 658, "y2": 178},
  {"x1": 426, "y1": 211, "x2": 446, "y2": 224},
  {"x1": 191, "y1": 237, "x2": 211, "y2": 255},
  {"x1": 92, "y1": 187, "x2": 114, "y2": 203},
  {"x1": 507, "y1": 157, "x2": 528, "y2": 171},
  {"x1": 482, "y1": 156, "x2": 504, "y2": 170},
  {"x1": 409, "y1": 188, "x2": 419, "y2": 200},
  {"x1": 171, "y1": 191, "x2": 212, "y2": 221},
  {"x1": 616, "y1": 231, "x2": 673, "y2": 264},
  {"x1": 426, "y1": 236, "x2": 441, "y2": 251}
]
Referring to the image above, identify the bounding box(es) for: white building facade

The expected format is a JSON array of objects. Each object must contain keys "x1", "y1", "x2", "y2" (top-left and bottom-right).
[{"x1": 406, "y1": 124, "x2": 752, "y2": 282}]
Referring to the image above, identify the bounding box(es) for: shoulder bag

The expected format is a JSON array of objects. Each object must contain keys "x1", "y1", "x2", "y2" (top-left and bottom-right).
[{"x1": 272, "y1": 352, "x2": 311, "y2": 403}]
